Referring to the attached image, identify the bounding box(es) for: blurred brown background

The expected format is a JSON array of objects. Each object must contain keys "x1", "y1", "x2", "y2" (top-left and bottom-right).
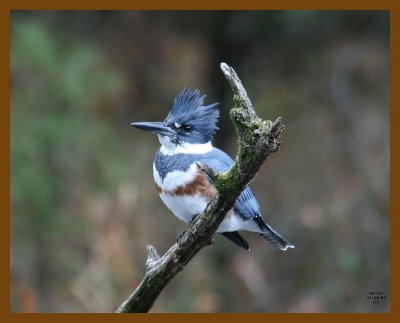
[{"x1": 10, "y1": 10, "x2": 390, "y2": 312}]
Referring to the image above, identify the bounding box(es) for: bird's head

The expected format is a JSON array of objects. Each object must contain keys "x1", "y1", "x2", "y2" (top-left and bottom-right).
[{"x1": 131, "y1": 88, "x2": 220, "y2": 154}]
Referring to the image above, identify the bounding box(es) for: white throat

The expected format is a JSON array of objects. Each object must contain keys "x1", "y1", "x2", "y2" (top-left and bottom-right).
[{"x1": 158, "y1": 135, "x2": 213, "y2": 156}]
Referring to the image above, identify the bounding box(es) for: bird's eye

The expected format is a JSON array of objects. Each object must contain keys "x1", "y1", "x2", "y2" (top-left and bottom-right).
[{"x1": 182, "y1": 125, "x2": 192, "y2": 133}]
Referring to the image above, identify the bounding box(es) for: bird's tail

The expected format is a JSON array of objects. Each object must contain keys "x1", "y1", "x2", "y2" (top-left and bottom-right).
[
  {"x1": 254, "y1": 217, "x2": 295, "y2": 251},
  {"x1": 221, "y1": 231, "x2": 250, "y2": 251}
]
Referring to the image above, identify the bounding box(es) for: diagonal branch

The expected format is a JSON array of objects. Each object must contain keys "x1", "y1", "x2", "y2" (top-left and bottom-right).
[{"x1": 115, "y1": 62, "x2": 285, "y2": 313}]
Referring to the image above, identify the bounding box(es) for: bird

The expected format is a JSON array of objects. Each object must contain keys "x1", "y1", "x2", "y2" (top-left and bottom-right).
[{"x1": 131, "y1": 88, "x2": 294, "y2": 251}]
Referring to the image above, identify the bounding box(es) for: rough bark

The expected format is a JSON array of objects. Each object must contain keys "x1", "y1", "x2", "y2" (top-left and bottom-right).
[{"x1": 115, "y1": 62, "x2": 285, "y2": 313}]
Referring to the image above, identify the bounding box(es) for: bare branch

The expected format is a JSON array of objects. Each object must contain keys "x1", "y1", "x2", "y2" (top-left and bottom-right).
[{"x1": 145, "y1": 245, "x2": 160, "y2": 271}]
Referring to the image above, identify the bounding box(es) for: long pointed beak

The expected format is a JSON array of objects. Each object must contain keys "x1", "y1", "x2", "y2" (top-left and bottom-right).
[{"x1": 130, "y1": 121, "x2": 175, "y2": 137}]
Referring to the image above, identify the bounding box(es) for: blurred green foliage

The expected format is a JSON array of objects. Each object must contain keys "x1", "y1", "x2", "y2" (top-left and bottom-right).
[{"x1": 10, "y1": 11, "x2": 389, "y2": 313}]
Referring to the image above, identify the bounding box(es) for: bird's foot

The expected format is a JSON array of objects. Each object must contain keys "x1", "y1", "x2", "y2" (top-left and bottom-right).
[
  {"x1": 176, "y1": 230, "x2": 187, "y2": 242},
  {"x1": 189, "y1": 213, "x2": 200, "y2": 227}
]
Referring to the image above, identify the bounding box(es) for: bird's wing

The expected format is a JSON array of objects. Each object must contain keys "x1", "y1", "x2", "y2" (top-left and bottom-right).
[
  {"x1": 233, "y1": 186, "x2": 261, "y2": 220},
  {"x1": 197, "y1": 148, "x2": 260, "y2": 221}
]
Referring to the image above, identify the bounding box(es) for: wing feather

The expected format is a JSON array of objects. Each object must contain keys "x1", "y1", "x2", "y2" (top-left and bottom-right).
[{"x1": 197, "y1": 148, "x2": 260, "y2": 220}]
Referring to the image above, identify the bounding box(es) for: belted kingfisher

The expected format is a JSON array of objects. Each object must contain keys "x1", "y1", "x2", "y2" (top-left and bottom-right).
[{"x1": 131, "y1": 88, "x2": 294, "y2": 251}]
